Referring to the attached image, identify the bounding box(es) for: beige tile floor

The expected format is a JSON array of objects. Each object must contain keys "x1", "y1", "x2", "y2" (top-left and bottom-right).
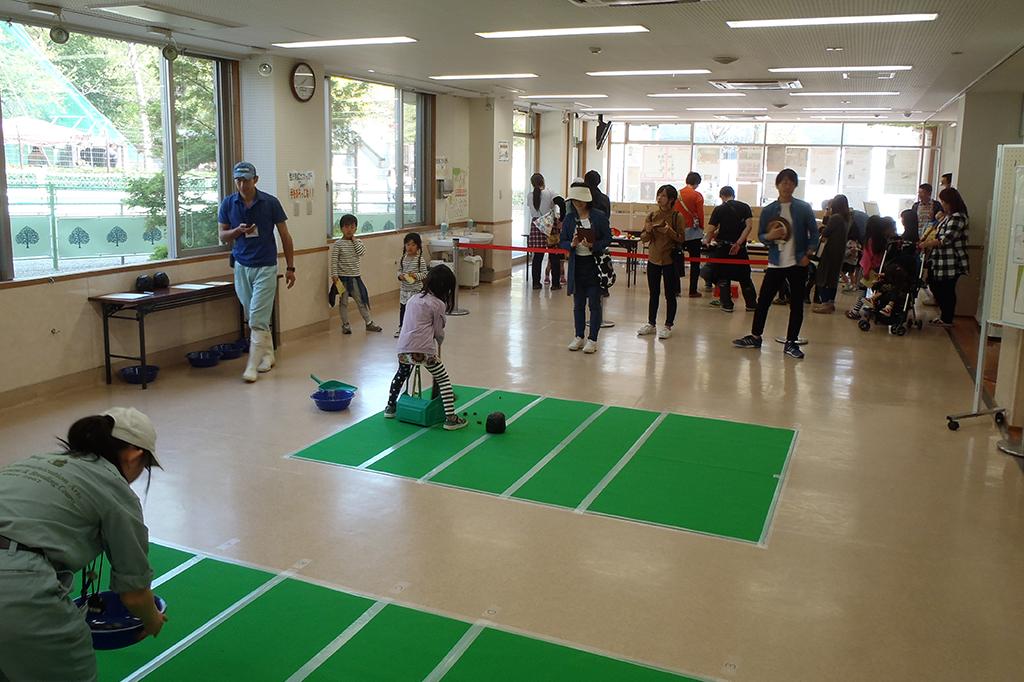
[{"x1": 3, "y1": 268, "x2": 1023, "y2": 681}]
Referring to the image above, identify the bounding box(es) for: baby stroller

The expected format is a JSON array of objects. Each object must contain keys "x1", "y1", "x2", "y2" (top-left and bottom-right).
[{"x1": 857, "y1": 239, "x2": 924, "y2": 335}]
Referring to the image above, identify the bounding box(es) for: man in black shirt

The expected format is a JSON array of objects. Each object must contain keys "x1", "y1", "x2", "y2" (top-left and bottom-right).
[{"x1": 706, "y1": 186, "x2": 757, "y2": 312}]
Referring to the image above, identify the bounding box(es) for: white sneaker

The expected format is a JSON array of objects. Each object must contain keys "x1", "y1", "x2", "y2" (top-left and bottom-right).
[
  {"x1": 568, "y1": 337, "x2": 585, "y2": 351},
  {"x1": 657, "y1": 326, "x2": 672, "y2": 339},
  {"x1": 582, "y1": 339, "x2": 598, "y2": 354},
  {"x1": 637, "y1": 323, "x2": 656, "y2": 336}
]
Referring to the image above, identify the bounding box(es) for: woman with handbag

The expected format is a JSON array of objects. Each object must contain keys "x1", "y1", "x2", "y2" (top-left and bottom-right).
[
  {"x1": 527, "y1": 173, "x2": 556, "y2": 290},
  {"x1": 560, "y1": 182, "x2": 612, "y2": 354},
  {"x1": 638, "y1": 184, "x2": 684, "y2": 338},
  {"x1": 812, "y1": 194, "x2": 852, "y2": 314}
]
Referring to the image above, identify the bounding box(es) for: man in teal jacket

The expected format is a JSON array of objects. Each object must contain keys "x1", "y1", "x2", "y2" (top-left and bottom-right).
[{"x1": 733, "y1": 168, "x2": 819, "y2": 359}]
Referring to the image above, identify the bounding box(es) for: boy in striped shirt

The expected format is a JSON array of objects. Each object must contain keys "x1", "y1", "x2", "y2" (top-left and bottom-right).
[{"x1": 329, "y1": 214, "x2": 382, "y2": 334}]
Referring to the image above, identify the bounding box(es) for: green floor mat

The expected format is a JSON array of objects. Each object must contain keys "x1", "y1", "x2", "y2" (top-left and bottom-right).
[
  {"x1": 72, "y1": 543, "x2": 195, "y2": 595},
  {"x1": 368, "y1": 391, "x2": 540, "y2": 479},
  {"x1": 589, "y1": 457, "x2": 780, "y2": 542},
  {"x1": 442, "y1": 627, "x2": 698, "y2": 681},
  {"x1": 294, "y1": 386, "x2": 488, "y2": 467},
  {"x1": 97, "y1": 560, "x2": 272, "y2": 681},
  {"x1": 144, "y1": 579, "x2": 374, "y2": 681},
  {"x1": 641, "y1": 414, "x2": 794, "y2": 476},
  {"x1": 431, "y1": 398, "x2": 600, "y2": 494},
  {"x1": 511, "y1": 407, "x2": 660, "y2": 508},
  {"x1": 305, "y1": 604, "x2": 472, "y2": 681}
]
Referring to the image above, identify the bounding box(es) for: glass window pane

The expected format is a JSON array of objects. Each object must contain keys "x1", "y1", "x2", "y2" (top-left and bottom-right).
[
  {"x1": 763, "y1": 145, "x2": 839, "y2": 206},
  {"x1": 842, "y1": 123, "x2": 922, "y2": 147},
  {"x1": 329, "y1": 77, "x2": 397, "y2": 236},
  {"x1": 513, "y1": 109, "x2": 532, "y2": 134},
  {"x1": 692, "y1": 145, "x2": 764, "y2": 206},
  {"x1": 610, "y1": 122, "x2": 625, "y2": 142},
  {"x1": 693, "y1": 122, "x2": 765, "y2": 144},
  {"x1": 402, "y1": 90, "x2": 422, "y2": 225},
  {"x1": 174, "y1": 55, "x2": 220, "y2": 252},
  {"x1": 512, "y1": 136, "x2": 532, "y2": 248},
  {"x1": 615, "y1": 143, "x2": 692, "y2": 202},
  {"x1": 628, "y1": 123, "x2": 691, "y2": 142},
  {"x1": 839, "y1": 147, "x2": 921, "y2": 218},
  {"x1": 1, "y1": 22, "x2": 166, "y2": 278},
  {"x1": 765, "y1": 122, "x2": 843, "y2": 145}
]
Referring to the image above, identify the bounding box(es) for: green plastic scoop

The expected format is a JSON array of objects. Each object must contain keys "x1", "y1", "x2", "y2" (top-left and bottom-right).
[{"x1": 310, "y1": 374, "x2": 358, "y2": 392}]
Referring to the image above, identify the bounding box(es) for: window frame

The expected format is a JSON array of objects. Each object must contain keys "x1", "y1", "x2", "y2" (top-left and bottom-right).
[
  {"x1": 0, "y1": 20, "x2": 240, "y2": 280},
  {"x1": 324, "y1": 74, "x2": 431, "y2": 238}
]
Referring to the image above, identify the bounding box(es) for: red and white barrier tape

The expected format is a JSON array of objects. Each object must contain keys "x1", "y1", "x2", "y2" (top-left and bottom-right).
[{"x1": 454, "y1": 241, "x2": 770, "y2": 266}]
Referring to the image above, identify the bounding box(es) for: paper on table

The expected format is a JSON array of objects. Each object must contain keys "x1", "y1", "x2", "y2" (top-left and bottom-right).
[
  {"x1": 105, "y1": 293, "x2": 153, "y2": 300},
  {"x1": 172, "y1": 283, "x2": 215, "y2": 290},
  {"x1": 204, "y1": 281, "x2": 232, "y2": 286}
]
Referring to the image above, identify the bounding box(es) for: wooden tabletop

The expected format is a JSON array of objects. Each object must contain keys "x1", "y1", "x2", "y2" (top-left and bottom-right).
[{"x1": 89, "y1": 276, "x2": 235, "y2": 304}]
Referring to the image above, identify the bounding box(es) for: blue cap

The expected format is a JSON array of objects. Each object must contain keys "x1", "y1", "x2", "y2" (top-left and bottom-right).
[{"x1": 232, "y1": 161, "x2": 257, "y2": 179}]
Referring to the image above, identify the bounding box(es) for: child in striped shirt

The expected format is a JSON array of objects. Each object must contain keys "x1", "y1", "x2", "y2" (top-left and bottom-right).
[
  {"x1": 329, "y1": 214, "x2": 382, "y2": 334},
  {"x1": 395, "y1": 232, "x2": 429, "y2": 338}
]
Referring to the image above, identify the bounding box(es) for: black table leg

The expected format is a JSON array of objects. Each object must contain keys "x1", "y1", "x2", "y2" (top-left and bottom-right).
[
  {"x1": 138, "y1": 310, "x2": 148, "y2": 390},
  {"x1": 102, "y1": 304, "x2": 112, "y2": 384}
]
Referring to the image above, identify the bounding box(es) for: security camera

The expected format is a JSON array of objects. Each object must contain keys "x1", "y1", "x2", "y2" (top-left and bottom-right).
[
  {"x1": 49, "y1": 25, "x2": 69, "y2": 44},
  {"x1": 773, "y1": 103, "x2": 788, "y2": 109},
  {"x1": 161, "y1": 45, "x2": 179, "y2": 62},
  {"x1": 903, "y1": 111, "x2": 912, "y2": 118},
  {"x1": 589, "y1": 46, "x2": 602, "y2": 55},
  {"x1": 258, "y1": 62, "x2": 273, "y2": 77}
]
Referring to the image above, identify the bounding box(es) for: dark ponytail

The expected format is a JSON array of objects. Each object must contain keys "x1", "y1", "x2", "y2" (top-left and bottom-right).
[
  {"x1": 60, "y1": 415, "x2": 155, "y2": 486},
  {"x1": 530, "y1": 173, "x2": 544, "y2": 211}
]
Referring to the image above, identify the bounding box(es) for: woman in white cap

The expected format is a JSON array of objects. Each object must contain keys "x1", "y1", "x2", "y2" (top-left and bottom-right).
[
  {"x1": 560, "y1": 181, "x2": 612, "y2": 353},
  {"x1": 0, "y1": 407, "x2": 165, "y2": 681}
]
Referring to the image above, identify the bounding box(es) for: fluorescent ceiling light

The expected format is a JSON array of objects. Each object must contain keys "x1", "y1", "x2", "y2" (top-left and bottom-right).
[
  {"x1": 611, "y1": 116, "x2": 680, "y2": 120},
  {"x1": 648, "y1": 93, "x2": 745, "y2": 98},
  {"x1": 727, "y1": 13, "x2": 937, "y2": 29},
  {"x1": 686, "y1": 107, "x2": 767, "y2": 111},
  {"x1": 429, "y1": 73, "x2": 537, "y2": 80},
  {"x1": 812, "y1": 115, "x2": 889, "y2": 120},
  {"x1": 91, "y1": 3, "x2": 243, "y2": 29},
  {"x1": 273, "y1": 36, "x2": 416, "y2": 48},
  {"x1": 770, "y1": 65, "x2": 912, "y2": 73},
  {"x1": 581, "y1": 107, "x2": 653, "y2": 112},
  {"x1": 586, "y1": 69, "x2": 710, "y2": 77},
  {"x1": 803, "y1": 107, "x2": 892, "y2": 111},
  {"x1": 519, "y1": 94, "x2": 608, "y2": 99},
  {"x1": 477, "y1": 25, "x2": 648, "y2": 39},
  {"x1": 28, "y1": 3, "x2": 61, "y2": 16},
  {"x1": 789, "y1": 91, "x2": 900, "y2": 97}
]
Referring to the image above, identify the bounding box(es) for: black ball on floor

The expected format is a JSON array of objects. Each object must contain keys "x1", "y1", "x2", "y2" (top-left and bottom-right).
[{"x1": 486, "y1": 412, "x2": 507, "y2": 434}]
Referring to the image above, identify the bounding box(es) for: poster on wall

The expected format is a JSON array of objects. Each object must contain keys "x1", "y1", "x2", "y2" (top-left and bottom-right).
[
  {"x1": 435, "y1": 156, "x2": 450, "y2": 181},
  {"x1": 842, "y1": 148, "x2": 871, "y2": 188},
  {"x1": 808, "y1": 148, "x2": 839, "y2": 188},
  {"x1": 884, "y1": 149, "x2": 919, "y2": 195},
  {"x1": 784, "y1": 147, "x2": 808, "y2": 176},
  {"x1": 449, "y1": 167, "x2": 469, "y2": 221},
  {"x1": 497, "y1": 141, "x2": 510, "y2": 163},
  {"x1": 287, "y1": 170, "x2": 315, "y2": 216}
]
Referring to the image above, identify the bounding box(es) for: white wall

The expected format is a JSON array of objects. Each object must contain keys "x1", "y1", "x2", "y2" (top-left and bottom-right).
[
  {"x1": 539, "y1": 110, "x2": 567, "y2": 195},
  {"x1": 435, "y1": 94, "x2": 471, "y2": 224}
]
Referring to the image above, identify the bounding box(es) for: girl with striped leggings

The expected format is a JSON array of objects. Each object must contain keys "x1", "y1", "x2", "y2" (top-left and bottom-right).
[{"x1": 384, "y1": 265, "x2": 468, "y2": 430}]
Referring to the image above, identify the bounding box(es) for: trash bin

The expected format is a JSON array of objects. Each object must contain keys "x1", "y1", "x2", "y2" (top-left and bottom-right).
[
  {"x1": 458, "y1": 255, "x2": 483, "y2": 288},
  {"x1": 429, "y1": 259, "x2": 456, "y2": 276}
]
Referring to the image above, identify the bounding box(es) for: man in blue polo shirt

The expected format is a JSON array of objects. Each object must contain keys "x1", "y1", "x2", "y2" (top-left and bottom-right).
[{"x1": 217, "y1": 162, "x2": 295, "y2": 382}]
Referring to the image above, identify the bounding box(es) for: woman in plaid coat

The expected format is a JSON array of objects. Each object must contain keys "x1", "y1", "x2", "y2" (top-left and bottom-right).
[{"x1": 921, "y1": 187, "x2": 969, "y2": 327}]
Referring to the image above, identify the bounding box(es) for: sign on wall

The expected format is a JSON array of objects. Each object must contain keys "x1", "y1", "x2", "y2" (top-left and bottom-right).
[
  {"x1": 287, "y1": 170, "x2": 315, "y2": 216},
  {"x1": 497, "y1": 141, "x2": 510, "y2": 163}
]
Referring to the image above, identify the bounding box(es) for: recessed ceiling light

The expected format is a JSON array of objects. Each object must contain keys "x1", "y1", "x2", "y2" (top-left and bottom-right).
[
  {"x1": 477, "y1": 25, "x2": 648, "y2": 39},
  {"x1": 580, "y1": 107, "x2": 654, "y2": 112},
  {"x1": 727, "y1": 14, "x2": 937, "y2": 29},
  {"x1": 811, "y1": 115, "x2": 889, "y2": 120},
  {"x1": 648, "y1": 93, "x2": 746, "y2": 98},
  {"x1": 803, "y1": 107, "x2": 892, "y2": 111},
  {"x1": 610, "y1": 115, "x2": 681, "y2": 120},
  {"x1": 789, "y1": 91, "x2": 900, "y2": 97},
  {"x1": 770, "y1": 65, "x2": 912, "y2": 73},
  {"x1": 586, "y1": 69, "x2": 711, "y2": 77},
  {"x1": 429, "y1": 73, "x2": 538, "y2": 80},
  {"x1": 686, "y1": 107, "x2": 767, "y2": 111},
  {"x1": 273, "y1": 36, "x2": 417, "y2": 48},
  {"x1": 518, "y1": 94, "x2": 608, "y2": 99}
]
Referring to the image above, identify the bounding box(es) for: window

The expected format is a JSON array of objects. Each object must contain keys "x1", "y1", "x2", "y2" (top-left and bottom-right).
[
  {"x1": 0, "y1": 21, "x2": 236, "y2": 280},
  {"x1": 692, "y1": 145, "x2": 765, "y2": 205},
  {"x1": 842, "y1": 123, "x2": 922, "y2": 147},
  {"x1": 512, "y1": 109, "x2": 537, "y2": 248},
  {"x1": 327, "y1": 76, "x2": 427, "y2": 236},
  {"x1": 766, "y1": 122, "x2": 843, "y2": 145},
  {"x1": 693, "y1": 122, "x2": 764, "y2": 145},
  {"x1": 628, "y1": 123, "x2": 691, "y2": 142}
]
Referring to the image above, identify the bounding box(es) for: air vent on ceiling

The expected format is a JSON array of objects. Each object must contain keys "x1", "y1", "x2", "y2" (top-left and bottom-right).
[
  {"x1": 715, "y1": 114, "x2": 771, "y2": 121},
  {"x1": 568, "y1": 0, "x2": 705, "y2": 7},
  {"x1": 709, "y1": 79, "x2": 803, "y2": 91},
  {"x1": 843, "y1": 72, "x2": 896, "y2": 80}
]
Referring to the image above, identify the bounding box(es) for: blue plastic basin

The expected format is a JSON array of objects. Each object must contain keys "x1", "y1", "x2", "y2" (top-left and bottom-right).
[
  {"x1": 311, "y1": 389, "x2": 355, "y2": 412},
  {"x1": 186, "y1": 350, "x2": 221, "y2": 368},
  {"x1": 210, "y1": 343, "x2": 244, "y2": 360},
  {"x1": 119, "y1": 365, "x2": 159, "y2": 384},
  {"x1": 73, "y1": 591, "x2": 167, "y2": 650}
]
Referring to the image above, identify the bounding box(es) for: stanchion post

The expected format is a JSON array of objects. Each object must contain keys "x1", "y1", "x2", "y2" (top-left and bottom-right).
[{"x1": 449, "y1": 237, "x2": 469, "y2": 316}]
